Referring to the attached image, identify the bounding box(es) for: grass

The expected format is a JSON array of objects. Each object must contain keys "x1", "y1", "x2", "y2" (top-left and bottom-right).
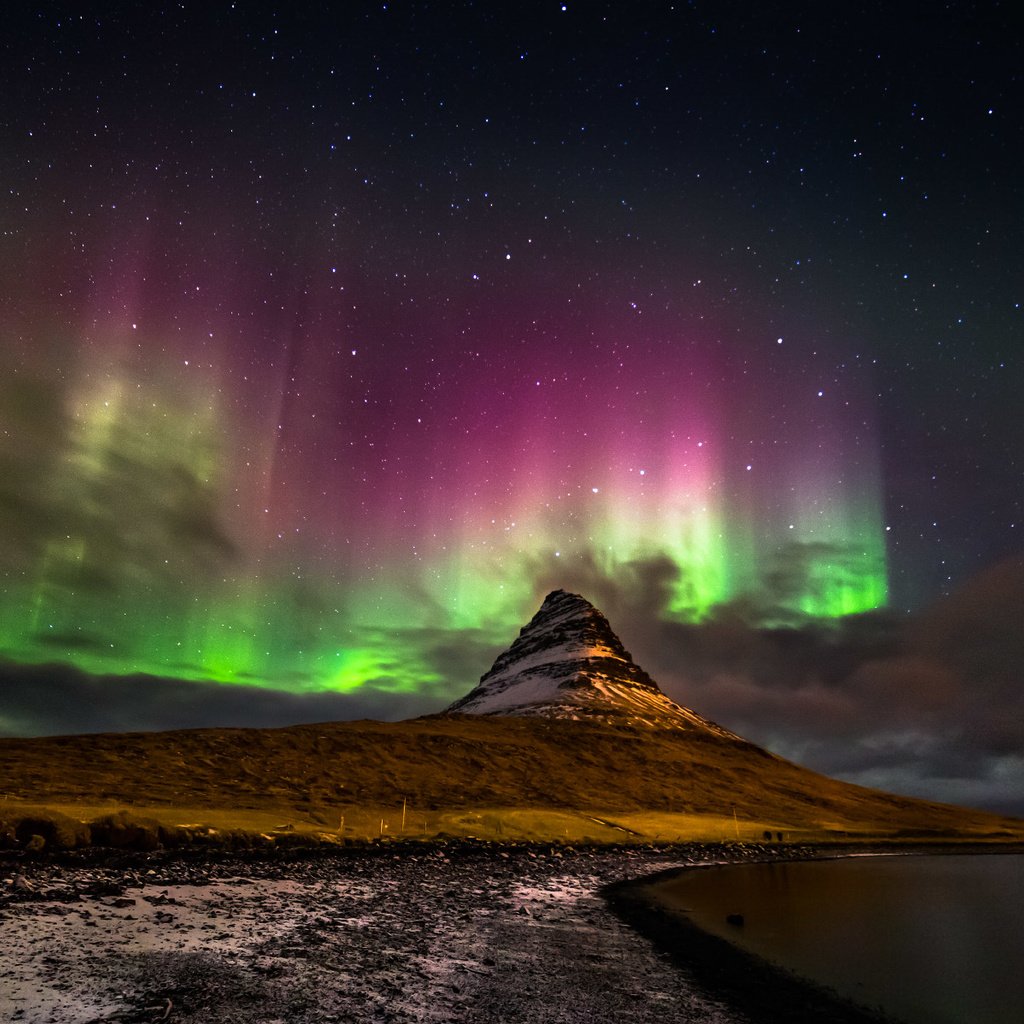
[{"x1": 1, "y1": 714, "x2": 1021, "y2": 851}]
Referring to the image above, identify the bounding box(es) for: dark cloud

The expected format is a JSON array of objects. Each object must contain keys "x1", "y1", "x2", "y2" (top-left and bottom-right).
[
  {"x1": 414, "y1": 627, "x2": 506, "y2": 697},
  {"x1": 35, "y1": 631, "x2": 112, "y2": 653},
  {"x1": 525, "y1": 548, "x2": 680, "y2": 639},
  {"x1": 0, "y1": 660, "x2": 443, "y2": 738},
  {"x1": 608, "y1": 554, "x2": 1024, "y2": 815}
]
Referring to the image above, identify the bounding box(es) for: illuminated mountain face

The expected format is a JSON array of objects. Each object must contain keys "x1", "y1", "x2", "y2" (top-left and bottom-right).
[{"x1": 449, "y1": 589, "x2": 741, "y2": 735}]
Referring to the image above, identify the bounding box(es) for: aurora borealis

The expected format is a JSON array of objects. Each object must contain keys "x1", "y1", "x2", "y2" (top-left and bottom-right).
[
  {"x1": 1, "y1": 2, "x2": 1022, "y2": 808},
  {"x1": 0, "y1": 313, "x2": 890, "y2": 693}
]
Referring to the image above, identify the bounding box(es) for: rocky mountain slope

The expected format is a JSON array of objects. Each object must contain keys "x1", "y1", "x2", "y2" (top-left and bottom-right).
[{"x1": 447, "y1": 589, "x2": 733, "y2": 735}]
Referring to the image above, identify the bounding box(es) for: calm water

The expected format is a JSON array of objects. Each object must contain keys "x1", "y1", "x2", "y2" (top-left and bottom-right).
[{"x1": 654, "y1": 854, "x2": 1024, "y2": 1024}]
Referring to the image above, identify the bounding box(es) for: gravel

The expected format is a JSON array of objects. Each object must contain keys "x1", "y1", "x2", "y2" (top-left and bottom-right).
[{"x1": 1, "y1": 842, "x2": 774, "y2": 1024}]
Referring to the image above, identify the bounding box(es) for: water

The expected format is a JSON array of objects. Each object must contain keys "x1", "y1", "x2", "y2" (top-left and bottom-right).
[{"x1": 653, "y1": 854, "x2": 1024, "y2": 1024}]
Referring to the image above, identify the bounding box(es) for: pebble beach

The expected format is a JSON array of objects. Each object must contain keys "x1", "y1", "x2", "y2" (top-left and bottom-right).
[{"x1": 2, "y1": 841, "x2": 970, "y2": 1024}]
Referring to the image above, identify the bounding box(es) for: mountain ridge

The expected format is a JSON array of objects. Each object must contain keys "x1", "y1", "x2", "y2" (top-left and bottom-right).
[{"x1": 446, "y1": 589, "x2": 737, "y2": 737}]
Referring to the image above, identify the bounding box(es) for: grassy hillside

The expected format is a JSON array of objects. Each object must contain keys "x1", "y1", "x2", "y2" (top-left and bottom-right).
[{"x1": 1, "y1": 715, "x2": 1021, "y2": 849}]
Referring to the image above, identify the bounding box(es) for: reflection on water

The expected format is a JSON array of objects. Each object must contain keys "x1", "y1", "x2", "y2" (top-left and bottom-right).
[{"x1": 654, "y1": 854, "x2": 1023, "y2": 1024}]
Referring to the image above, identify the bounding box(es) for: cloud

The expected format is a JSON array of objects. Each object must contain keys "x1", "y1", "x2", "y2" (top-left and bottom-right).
[
  {"x1": 0, "y1": 358, "x2": 237, "y2": 592},
  {"x1": 0, "y1": 374, "x2": 70, "y2": 568},
  {"x1": 0, "y1": 659, "x2": 444, "y2": 738},
  {"x1": 605, "y1": 554, "x2": 1024, "y2": 814},
  {"x1": 523, "y1": 547, "x2": 682, "y2": 646},
  {"x1": 415, "y1": 627, "x2": 506, "y2": 697}
]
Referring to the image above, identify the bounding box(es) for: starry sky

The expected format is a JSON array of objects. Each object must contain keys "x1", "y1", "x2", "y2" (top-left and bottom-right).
[{"x1": 1, "y1": 3, "x2": 1021, "y2": 811}]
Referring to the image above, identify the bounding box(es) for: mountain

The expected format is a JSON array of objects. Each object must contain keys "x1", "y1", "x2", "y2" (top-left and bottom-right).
[
  {"x1": 2, "y1": 587, "x2": 1022, "y2": 850},
  {"x1": 447, "y1": 589, "x2": 735, "y2": 736}
]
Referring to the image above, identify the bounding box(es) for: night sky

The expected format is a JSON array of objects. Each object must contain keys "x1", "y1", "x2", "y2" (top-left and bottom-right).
[{"x1": 1, "y1": 4, "x2": 1021, "y2": 812}]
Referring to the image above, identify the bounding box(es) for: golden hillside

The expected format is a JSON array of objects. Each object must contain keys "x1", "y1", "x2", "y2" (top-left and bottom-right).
[{"x1": 1, "y1": 714, "x2": 1020, "y2": 847}]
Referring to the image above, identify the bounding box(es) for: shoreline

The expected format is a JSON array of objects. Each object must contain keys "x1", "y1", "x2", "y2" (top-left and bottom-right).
[
  {"x1": 604, "y1": 842, "x2": 1024, "y2": 1024},
  {"x1": 2, "y1": 841, "x2": 748, "y2": 1024},
  {"x1": 605, "y1": 865, "x2": 897, "y2": 1024},
  {"x1": 3, "y1": 841, "x2": 1021, "y2": 1023}
]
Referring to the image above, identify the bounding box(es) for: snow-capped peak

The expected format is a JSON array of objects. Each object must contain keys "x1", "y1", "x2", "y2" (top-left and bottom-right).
[{"x1": 446, "y1": 590, "x2": 736, "y2": 735}]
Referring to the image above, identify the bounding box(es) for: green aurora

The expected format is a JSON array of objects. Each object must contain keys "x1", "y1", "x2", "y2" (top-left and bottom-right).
[{"x1": 0, "y1": 352, "x2": 888, "y2": 696}]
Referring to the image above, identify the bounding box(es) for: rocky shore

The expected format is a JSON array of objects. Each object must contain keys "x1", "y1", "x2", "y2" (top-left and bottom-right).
[{"x1": 0, "y1": 841, "x2": 959, "y2": 1023}]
